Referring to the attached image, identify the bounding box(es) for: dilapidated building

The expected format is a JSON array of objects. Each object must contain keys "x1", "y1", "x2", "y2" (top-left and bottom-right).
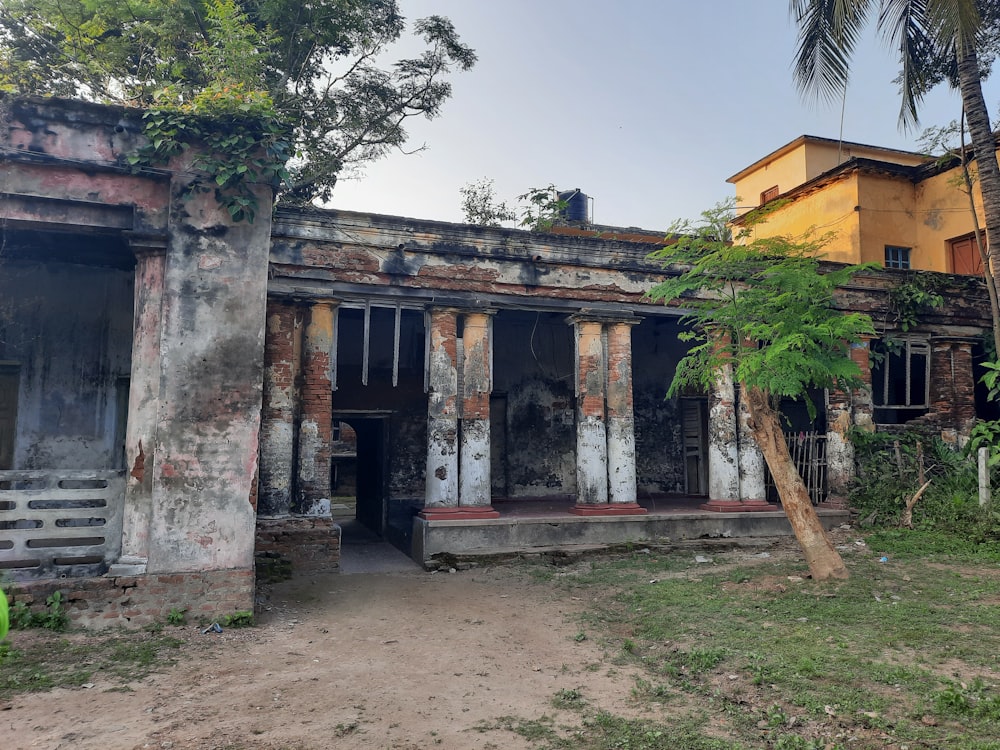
[{"x1": 1, "y1": 96, "x2": 992, "y2": 626}]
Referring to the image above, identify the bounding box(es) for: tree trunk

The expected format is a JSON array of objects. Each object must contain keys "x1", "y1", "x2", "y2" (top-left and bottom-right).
[
  {"x1": 957, "y1": 46, "x2": 1000, "y2": 356},
  {"x1": 743, "y1": 385, "x2": 849, "y2": 580}
]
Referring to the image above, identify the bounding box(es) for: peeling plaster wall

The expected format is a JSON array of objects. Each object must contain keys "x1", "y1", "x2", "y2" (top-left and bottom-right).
[
  {"x1": 0, "y1": 259, "x2": 133, "y2": 469},
  {"x1": 145, "y1": 185, "x2": 272, "y2": 574},
  {"x1": 493, "y1": 312, "x2": 577, "y2": 498},
  {"x1": 632, "y1": 318, "x2": 687, "y2": 494}
]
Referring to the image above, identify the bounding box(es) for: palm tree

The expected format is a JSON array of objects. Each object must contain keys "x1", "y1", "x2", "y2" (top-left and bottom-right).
[{"x1": 790, "y1": 0, "x2": 1000, "y2": 355}]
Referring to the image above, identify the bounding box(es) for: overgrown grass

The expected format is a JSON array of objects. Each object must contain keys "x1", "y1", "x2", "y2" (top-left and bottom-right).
[
  {"x1": 0, "y1": 629, "x2": 183, "y2": 700},
  {"x1": 486, "y1": 542, "x2": 1000, "y2": 749}
]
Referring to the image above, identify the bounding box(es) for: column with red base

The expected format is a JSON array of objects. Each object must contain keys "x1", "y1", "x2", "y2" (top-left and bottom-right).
[
  {"x1": 568, "y1": 314, "x2": 645, "y2": 516},
  {"x1": 604, "y1": 319, "x2": 645, "y2": 514},
  {"x1": 700, "y1": 363, "x2": 743, "y2": 512},
  {"x1": 420, "y1": 308, "x2": 462, "y2": 519},
  {"x1": 458, "y1": 311, "x2": 500, "y2": 519}
]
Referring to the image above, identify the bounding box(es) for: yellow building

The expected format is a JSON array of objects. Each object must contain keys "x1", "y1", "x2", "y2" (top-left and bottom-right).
[{"x1": 728, "y1": 135, "x2": 984, "y2": 275}]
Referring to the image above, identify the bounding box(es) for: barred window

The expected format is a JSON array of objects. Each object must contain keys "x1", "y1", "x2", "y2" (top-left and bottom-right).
[
  {"x1": 884, "y1": 245, "x2": 911, "y2": 269},
  {"x1": 871, "y1": 337, "x2": 929, "y2": 424}
]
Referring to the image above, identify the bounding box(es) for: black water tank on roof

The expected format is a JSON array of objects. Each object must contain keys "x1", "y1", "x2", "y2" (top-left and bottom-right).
[{"x1": 557, "y1": 189, "x2": 588, "y2": 223}]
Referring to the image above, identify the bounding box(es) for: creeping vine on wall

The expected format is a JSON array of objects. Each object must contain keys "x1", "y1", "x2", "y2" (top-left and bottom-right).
[
  {"x1": 127, "y1": 84, "x2": 291, "y2": 223},
  {"x1": 888, "y1": 273, "x2": 946, "y2": 332}
]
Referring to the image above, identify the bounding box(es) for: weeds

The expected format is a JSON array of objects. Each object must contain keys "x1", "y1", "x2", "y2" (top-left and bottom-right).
[
  {"x1": 551, "y1": 688, "x2": 586, "y2": 710},
  {"x1": 0, "y1": 629, "x2": 182, "y2": 700},
  {"x1": 9, "y1": 591, "x2": 68, "y2": 631},
  {"x1": 222, "y1": 611, "x2": 254, "y2": 628}
]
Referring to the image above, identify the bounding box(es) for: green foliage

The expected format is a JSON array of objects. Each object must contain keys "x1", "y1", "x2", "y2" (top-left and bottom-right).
[
  {"x1": 516, "y1": 185, "x2": 570, "y2": 232},
  {"x1": 851, "y1": 430, "x2": 999, "y2": 542},
  {"x1": 968, "y1": 418, "x2": 1000, "y2": 467},
  {"x1": 0, "y1": 587, "x2": 8, "y2": 642},
  {"x1": 934, "y1": 679, "x2": 1000, "y2": 722},
  {"x1": 459, "y1": 181, "x2": 571, "y2": 232},
  {"x1": 221, "y1": 610, "x2": 254, "y2": 628},
  {"x1": 459, "y1": 178, "x2": 518, "y2": 227},
  {"x1": 968, "y1": 359, "x2": 1000, "y2": 467},
  {"x1": 166, "y1": 608, "x2": 187, "y2": 626},
  {"x1": 10, "y1": 591, "x2": 69, "y2": 631},
  {"x1": 0, "y1": 0, "x2": 476, "y2": 205},
  {"x1": 887, "y1": 272, "x2": 945, "y2": 331},
  {"x1": 646, "y1": 201, "x2": 876, "y2": 415},
  {"x1": 128, "y1": 88, "x2": 292, "y2": 223},
  {"x1": 981, "y1": 359, "x2": 1000, "y2": 401}
]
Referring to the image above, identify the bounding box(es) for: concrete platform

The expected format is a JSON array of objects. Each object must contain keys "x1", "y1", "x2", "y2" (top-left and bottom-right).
[{"x1": 411, "y1": 496, "x2": 849, "y2": 567}]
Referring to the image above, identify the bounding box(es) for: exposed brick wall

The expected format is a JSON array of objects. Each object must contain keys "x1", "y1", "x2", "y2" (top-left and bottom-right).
[
  {"x1": 255, "y1": 517, "x2": 341, "y2": 573},
  {"x1": 296, "y1": 301, "x2": 335, "y2": 511},
  {"x1": 259, "y1": 301, "x2": 300, "y2": 516},
  {"x1": 912, "y1": 339, "x2": 977, "y2": 439},
  {"x1": 4, "y1": 569, "x2": 254, "y2": 630}
]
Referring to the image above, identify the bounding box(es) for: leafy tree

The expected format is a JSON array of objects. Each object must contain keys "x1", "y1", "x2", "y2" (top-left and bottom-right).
[
  {"x1": 789, "y1": 0, "x2": 1000, "y2": 351},
  {"x1": 0, "y1": 0, "x2": 476, "y2": 204},
  {"x1": 648, "y1": 203, "x2": 877, "y2": 580}
]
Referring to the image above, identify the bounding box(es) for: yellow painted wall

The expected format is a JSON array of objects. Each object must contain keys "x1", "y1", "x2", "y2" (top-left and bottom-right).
[
  {"x1": 857, "y1": 175, "x2": 920, "y2": 267},
  {"x1": 732, "y1": 139, "x2": 928, "y2": 217},
  {"x1": 730, "y1": 140, "x2": 994, "y2": 274},
  {"x1": 732, "y1": 147, "x2": 808, "y2": 216},
  {"x1": 736, "y1": 173, "x2": 862, "y2": 265},
  {"x1": 914, "y1": 166, "x2": 986, "y2": 273}
]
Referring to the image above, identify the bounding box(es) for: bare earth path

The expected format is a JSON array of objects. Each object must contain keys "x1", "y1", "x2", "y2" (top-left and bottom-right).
[{"x1": 3, "y1": 552, "x2": 647, "y2": 750}]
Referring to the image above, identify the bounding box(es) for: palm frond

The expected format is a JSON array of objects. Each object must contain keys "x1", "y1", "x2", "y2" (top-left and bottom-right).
[{"x1": 790, "y1": 0, "x2": 877, "y2": 100}]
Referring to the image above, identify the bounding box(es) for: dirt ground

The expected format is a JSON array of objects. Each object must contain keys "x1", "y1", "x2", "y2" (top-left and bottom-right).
[
  {"x1": 2, "y1": 531, "x2": 852, "y2": 750},
  {"x1": 3, "y1": 551, "x2": 658, "y2": 750}
]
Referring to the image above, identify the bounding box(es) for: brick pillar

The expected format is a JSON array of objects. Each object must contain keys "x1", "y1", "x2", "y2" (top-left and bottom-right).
[
  {"x1": 117, "y1": 237, "x2": 167, "y2": 573},
  {"x1": 701, "y1": 363, "x2": 742, "y2": 511},
  {"x1": 568, "y1": 316, "x2": 609, "y2": 513},
  {"x1": 929, "y1": 337, "x2": 977, "y2": 443},
  {"x1": 458, "y1": 311, "x2": 500, "y2": 519},
  {"x1": 295, "y1": 299, "x2": 337, "y2": 516},
  {"x1": 258, "y1": 300, "x2": 299, "y2": 517},
  {"x1": 421, "y1": 308, "x2": 461, "y2": 518},
  {"x1": 850, "y1": 337, "x2": 874, "y2": 432},
  {"x1": 605, "y1": 320, "x2": 645, "y2": 514}
]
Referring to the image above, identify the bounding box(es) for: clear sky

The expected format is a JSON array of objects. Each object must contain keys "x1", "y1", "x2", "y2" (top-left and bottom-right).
[{"x1": 330, "y1": 1, "x2": 1000, "y2": 231}]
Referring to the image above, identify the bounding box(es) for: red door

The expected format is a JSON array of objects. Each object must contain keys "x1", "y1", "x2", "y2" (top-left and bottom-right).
[{"x1": 949, "y1": 235, "x2": 985, "y2": 276}]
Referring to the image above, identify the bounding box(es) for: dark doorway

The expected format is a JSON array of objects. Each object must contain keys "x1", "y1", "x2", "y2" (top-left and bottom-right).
[{"x1": 334, "y1": 413, "x2": 390, "y2": 536}]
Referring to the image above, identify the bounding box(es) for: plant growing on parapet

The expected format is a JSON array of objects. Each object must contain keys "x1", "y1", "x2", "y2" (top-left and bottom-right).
[
  {"x1": 459, "y1": 179, "x2": 518, "y2": 227},
  {"x1": 458, "y1": 181, "x2": 569, "y2": 232},
  {"x1": 516, "y1": 185, "x2": 570, "y2": 232},
  {"x1": 0, "y1": 0, "x2": 475, "y2": 208},
  {"x1": 647, "y1": 201, "x2": 877, "y2": 581}
]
